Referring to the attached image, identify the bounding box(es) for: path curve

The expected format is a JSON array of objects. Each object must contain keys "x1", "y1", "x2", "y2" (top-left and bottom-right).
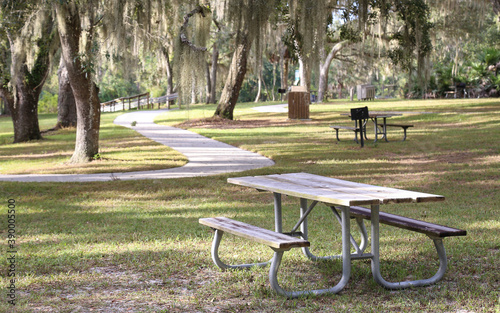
[{"x1": 0, "y1": 110, "x2": 274, "y2": 182}]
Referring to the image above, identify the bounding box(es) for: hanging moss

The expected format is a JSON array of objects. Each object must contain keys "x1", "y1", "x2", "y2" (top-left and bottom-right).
[{"x1": 174, "y1": 4, "x2": 211, "y2": 104}]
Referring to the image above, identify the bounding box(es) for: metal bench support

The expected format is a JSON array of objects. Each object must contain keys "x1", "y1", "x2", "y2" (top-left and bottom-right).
[
  {"x1": 269, "y1": 205, "x2": 352, "y2": 297},
  {"x1": 369, "y1": 204, "x2": 448, "y2": 289},
  {"x1": 210, "y1": 229, "x2": 271, "y2": 270}
]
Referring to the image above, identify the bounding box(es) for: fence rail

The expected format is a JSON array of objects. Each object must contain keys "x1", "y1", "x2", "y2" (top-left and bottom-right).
[{"x1": 101, "y1": 92, "x2": 178, "y2": 112}]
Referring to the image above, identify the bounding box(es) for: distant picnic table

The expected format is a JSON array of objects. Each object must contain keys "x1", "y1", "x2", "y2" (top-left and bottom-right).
[{"x1": 331, "y1": 106, "x2": 413, "y2": 146}]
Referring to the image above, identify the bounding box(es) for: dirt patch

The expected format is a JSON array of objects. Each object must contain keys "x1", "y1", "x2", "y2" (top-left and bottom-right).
[
  {"x1": 175, "y1": 116, "x2": 315, "y2": 129},
  {"x1": 388, "y1": 151, "x2": 481, "y2": 165},
  {"x1": 435, "y1": 151, "x2": 478, "y2": 164}
]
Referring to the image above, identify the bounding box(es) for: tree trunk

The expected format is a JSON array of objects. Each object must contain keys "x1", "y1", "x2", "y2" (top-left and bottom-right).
[
  {"x1": 10, "y1": 67, "x2": 43, "y2": 142},
  {"x1": 0, "y1": 65, "x2": 43, "y2": 143},
  {"x1": 272, "y1": 62, "x2": 277, "y2": 101},
  {"x1": 56, "y1": 57, "x2": 77, "y2": 128},
  {"x1": 191, "y1": 73, "x2": 197, "y2": 104},
  {"x1": 318, "y1": 66, "x2": 328, "y2": 103},
  {"x1": 162, "y1": 47, "x2": 175, "y2": 109},
  {"x1": 318, "y1": 41, "x2": 348, "y2": 103},
  {"x1": 254, "y1": 71, "x2": 262, "y2": 103},
  {"x1": 1, "y1": 86, "x2": 42, "y2": 143},
  {"x1": 209, "y1": 43, "x2": 218, "y2": 104},
  {"x1": 214, "y1": 30, "x2": 252, "y2": 120},
  {"x1": 2, "y1": 11, "x2": 57, "y2": 143},
  {"x1": 55, "y1": 3, "x2": 101, "y2": 163},
  {"x1": 205, "y1": 60, "x2": 211, "y2": 104},
  {"x1": 280, "y1": 47, "x2": 289, "y2": 101},
  {"x1": 298, "y1": 56, "x2": 312, "y2": 92}
]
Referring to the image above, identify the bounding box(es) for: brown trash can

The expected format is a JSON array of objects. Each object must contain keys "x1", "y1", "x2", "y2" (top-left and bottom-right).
[{"x1": 288, "y1": 86, "x2": 310, "y2": 119}]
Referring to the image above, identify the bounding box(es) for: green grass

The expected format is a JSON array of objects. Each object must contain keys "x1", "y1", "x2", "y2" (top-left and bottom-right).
[
  {"x1": 0, "y1": 112, "x2": 187, "y2": 174},
  {"x1": 0, "y1": 98, "x2": 499, "y2": 312}
]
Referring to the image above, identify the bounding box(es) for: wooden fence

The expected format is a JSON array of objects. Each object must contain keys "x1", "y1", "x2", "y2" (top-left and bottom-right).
[{"x1": 100, "y1": 92, "x2": 178, "y2": 112}]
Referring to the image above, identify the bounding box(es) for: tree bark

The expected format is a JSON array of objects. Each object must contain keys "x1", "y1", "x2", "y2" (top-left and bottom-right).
[
  {"x1": 3, "y1": 16, "x2": 58, "y2": 143},
  {"x1": 161, "y1": 46, "x2": 175, "y2": 109},
  {"x1": 280, "y1": 47, "x2": 289, "y2": 101},
  {"x1": 3, "y1": 65, "x2": 43, "y2": 143},
  {"x1": 271, "y1": 62, "x2": 277, "y2": 101},
  {"x1": 56, "y1": 57, "x2": 77, "y2": 128},
  {"x1": 12, "y1": 68, "x2": 43, "y2": 142},
  {"x1": 55, "y1": 3, "x2": 101, "y2": 163},
  {"x1": 298, "y1": 56, "x2": 312, "y2": 92},
  {"x1": 205, "y1": 60, "x2": 211, "y2": 104},
  {"x1": 254, "y1": 71, "x2": 262, "y2": 103},
  {"x1": 214, "y1": 30, "x2": 252, "y2": 120},
  {"x1": 209, "y1": 43, "x2": 218, "y2": 104}
]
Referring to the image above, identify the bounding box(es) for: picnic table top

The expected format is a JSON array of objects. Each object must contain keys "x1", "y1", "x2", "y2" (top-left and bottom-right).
[
  {"x1": 340, "y1": 112, "x2": 403, "y2": 118},
  {"x1": 228, "y1": 172, "x2": 444, "y2": 207}
]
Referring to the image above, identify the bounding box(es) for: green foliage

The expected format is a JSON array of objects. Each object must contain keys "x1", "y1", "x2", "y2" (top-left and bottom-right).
[
  {"x1": 431, "y1": 45, "x2": 500, "y2": 96},
  {"x1": 38, "y1": 91, "x2": 58, "y2": 114},
  {"x1": 478, "y1": 47, "x2": 500, "y2": 66},
  {"x1": 98, "y1": 64, "x2": 142, "y2": 102},
  {"x1": 148, "y1": 86, "x2": 166, "y2": 98},
  {"x1": 388, "y1": 0, "x2": 433, "y2": 78}
]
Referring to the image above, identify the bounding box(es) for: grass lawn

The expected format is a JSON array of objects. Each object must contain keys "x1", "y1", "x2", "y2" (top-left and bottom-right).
[
  {"x1": 0, "y1": 98, "x2": 499, "y2": 312},
  {"x1": 0, "y1": 112, "x2": 187, "y2": 174}
]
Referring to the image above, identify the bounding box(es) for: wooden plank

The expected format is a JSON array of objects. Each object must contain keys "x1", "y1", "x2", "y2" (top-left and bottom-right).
[
  {"x1": 330, "y1": 125, "x2": 358, "y2": 131},
  {"x1": 199, "y1": 217, "x2": 310, "y2": 250},
  {"x1": 348, "y1": 206, "x2": 467, "y2": 238},
  {"x1": 228, "y1": 175, "x2": 379, "y2": 206},
  {"x1": 276, "y1": 173, "x2": 444, "y2": 203},
  {"x1": 228, "y1": 173, "x2": 444, "y2": 206},
  {"x1": 277, "y1": 173, "x2": 436, "y2": 203},
  {"x1": 385, "y1": 124, "x2": 414, "y2": 128}
]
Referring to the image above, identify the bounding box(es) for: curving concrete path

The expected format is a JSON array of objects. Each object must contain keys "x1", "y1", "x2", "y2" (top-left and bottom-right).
[{"x1": 0, "y1": 110, "x2": 274, "y2": 182}]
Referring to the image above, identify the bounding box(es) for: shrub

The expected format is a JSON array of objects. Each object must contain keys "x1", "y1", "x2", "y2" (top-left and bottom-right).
[{"x1": 38, "y1": 92, "x2": 58, "y2": 114}]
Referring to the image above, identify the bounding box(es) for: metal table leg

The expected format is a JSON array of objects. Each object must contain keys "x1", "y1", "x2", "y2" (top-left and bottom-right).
[
  {"x1": 299, "y1": 202, "x2": 370, "y2": 261},
  {"x1": 382, "y1": 117, "x2": 389, "y2": 142},
  {"x1": 269, "y1": 205, "x2": 351, "y2": 297},
  {"x1": 374, "y1": 117, "x2": 389, "y2": 142},
  {"x1": 274, "y1": 192, "x2": 282, "y2": 233}
]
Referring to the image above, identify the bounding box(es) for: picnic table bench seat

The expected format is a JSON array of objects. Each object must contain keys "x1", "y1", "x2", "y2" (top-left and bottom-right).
[
  {"x1": 330, "y1": 125, "x2": 361, "y2": 141},
  {"x1": 347, "y1": 206, "x2": 466, "y2": 238},
  {"x1": 382, "y1": 124, "x2": 414, "y2": 141},
  {"x1": 199, "y1": 217, "x2": 310, "y2": 251},
  {"x1": 199, "y1": 216, "x2": 311, "y2": 296}
]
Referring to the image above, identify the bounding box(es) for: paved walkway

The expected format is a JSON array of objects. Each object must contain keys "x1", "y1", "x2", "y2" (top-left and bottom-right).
[
  {"x1": 252, "y1": 103, "x2": 287, "y2": 113},
  {"x1": 0, "y1": 110, "x2": 274, "y2": 182}
]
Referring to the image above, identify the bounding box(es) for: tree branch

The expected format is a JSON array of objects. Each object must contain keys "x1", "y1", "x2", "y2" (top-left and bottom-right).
[{"x1": 179, "y1": 5, "x2": 208, "y2": 52}]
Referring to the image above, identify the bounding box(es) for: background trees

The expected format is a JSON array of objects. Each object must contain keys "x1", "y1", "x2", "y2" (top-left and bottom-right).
[
  {"x1": 1, "y1": 0, "x2": 498, "y2": 161},
  {"x1": 0, "y1": 2, "x2": 59, "y2": 142}
]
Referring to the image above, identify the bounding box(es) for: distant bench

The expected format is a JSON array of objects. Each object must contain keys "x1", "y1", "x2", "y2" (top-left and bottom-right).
[
  {"x1": 330, "y1": 124, "x2": 414, "y2": 142},
  {"x1": 330, "y1": 125, "x2": 361, "y2": 142}
]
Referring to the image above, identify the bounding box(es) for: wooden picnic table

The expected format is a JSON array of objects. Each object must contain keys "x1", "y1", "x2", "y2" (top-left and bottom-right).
[
  {"x1": 340, "y1": 111, "x2": 403, "y2": 142},
  {"x1": 219, "y1": 172, "x2": 465, "y2": 297}
]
